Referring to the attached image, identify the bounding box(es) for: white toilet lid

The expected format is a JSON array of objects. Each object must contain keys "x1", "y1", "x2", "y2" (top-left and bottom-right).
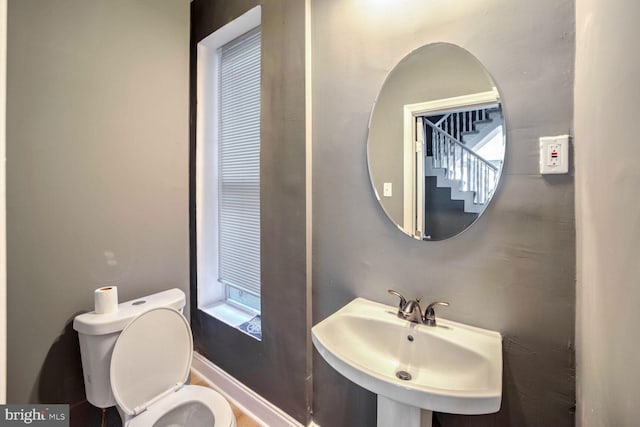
[{"x1": 110, "y1": 307, "x2": 193, "y2": 416}]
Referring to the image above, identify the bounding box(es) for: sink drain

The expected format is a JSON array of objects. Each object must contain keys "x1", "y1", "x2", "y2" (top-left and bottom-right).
[{"x1": 395, "y1": 370, "x2": 412, "y2": 381}]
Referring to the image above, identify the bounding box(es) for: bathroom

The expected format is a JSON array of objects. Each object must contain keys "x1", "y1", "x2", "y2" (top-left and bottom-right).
[{"x1": 1, "y1": 0, "x2": 638, "y2": 426}]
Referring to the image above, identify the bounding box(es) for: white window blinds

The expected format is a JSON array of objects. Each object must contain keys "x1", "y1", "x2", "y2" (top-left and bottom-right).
[{"x1": 218, "y1": 28, "x2": 261, "y2": 297}]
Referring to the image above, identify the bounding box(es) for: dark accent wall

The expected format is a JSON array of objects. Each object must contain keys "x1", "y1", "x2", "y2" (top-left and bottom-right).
[
  {"x1": 6, "y1": 0, "x2": 189, "y2": 420},
  {"x1": 189, "y1": 1, "x2": 310, "y2": 424},
  {"x1": 311, "y1": 1, "x2": 575, "y2": 426}
]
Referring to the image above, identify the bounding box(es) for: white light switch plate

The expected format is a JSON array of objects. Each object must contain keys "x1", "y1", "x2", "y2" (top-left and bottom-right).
[
  {"x1": 383, "y1": 182, "x2": 392, "y2": 197},
  {"x1": 540, "y1": 135, "x2": 570, "y2": 174}
]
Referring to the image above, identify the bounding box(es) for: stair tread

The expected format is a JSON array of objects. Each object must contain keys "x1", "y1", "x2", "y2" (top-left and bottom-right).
[{"x1": 425, "y1": 163, "x2": 489, "y2": 213}]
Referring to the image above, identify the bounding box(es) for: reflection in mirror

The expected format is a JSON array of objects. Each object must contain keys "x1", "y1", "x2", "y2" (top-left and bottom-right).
[{"x1": 367, "y1": 43, "x2": 505, "y2": 241}]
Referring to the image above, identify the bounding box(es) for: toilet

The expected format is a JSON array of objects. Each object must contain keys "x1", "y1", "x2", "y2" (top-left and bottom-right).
[{"x1": 73, "y1": 288, "x2": 236, "y2": 427}]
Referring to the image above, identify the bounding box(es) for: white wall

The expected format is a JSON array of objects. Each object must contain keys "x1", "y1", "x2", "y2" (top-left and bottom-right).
[{"x1": 575, "y1": 0, "x2": 640, "y2": 425}]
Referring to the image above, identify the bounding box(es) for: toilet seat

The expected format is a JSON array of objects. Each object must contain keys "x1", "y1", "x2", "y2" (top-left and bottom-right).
[
  {"x1": 110, "y1": 308, "x2": 235, "y2": 427},
  {"x1": 127, "y1": 385, "x2": 235, "y2": 427},
  {"x1": 111, "y1": 307, "x2": 193, "y2": 416}
]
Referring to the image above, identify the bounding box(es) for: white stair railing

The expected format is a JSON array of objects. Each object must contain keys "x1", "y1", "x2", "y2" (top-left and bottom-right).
[
  {"x1": 426, "y1": 122, "x2": 499, "y2": 205},
  {"x1": 434, "y1": 108, "x2": 493, "y2": 143}
]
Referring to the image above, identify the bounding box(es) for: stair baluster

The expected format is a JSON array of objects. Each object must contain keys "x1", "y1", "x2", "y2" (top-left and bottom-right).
[{"x1": 422, "y1": 107, "x2": 501, "y2": 213}]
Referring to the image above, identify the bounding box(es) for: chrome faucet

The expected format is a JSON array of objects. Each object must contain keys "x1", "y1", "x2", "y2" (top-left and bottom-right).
[
  {"x1": 388, "y1": 290, "x2": 449, "y2": 326},
  {"x1": 401, "y1": 298, "x2": 424, "y2": 323}
]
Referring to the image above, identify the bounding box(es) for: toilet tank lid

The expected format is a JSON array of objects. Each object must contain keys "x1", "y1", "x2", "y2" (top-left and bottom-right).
[{"x1": 73, "y1": 288, "x2": 186, "y2": 335}]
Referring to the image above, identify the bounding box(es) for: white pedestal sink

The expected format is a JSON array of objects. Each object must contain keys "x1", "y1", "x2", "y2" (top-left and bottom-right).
[{"x1": 311, "y1": 298, "x2": 502, "y2": 427}]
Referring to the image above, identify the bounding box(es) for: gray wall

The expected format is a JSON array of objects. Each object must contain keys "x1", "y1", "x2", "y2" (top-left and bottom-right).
[
  {"x1": 6, "y1": 0, "x2": 190, "y2": 409},
  {"x1": 4, "y1": 1, "x2": 581, "y2": 426},
  {"x1": 0, "y1": 0, "x2": 6, "y2": 404},
  {"x1": 311, "y1": 1, "x2": 575, "y2": 426},
  {"x1": 575, "y1": 0, "x2": 640, "y2": 425}
]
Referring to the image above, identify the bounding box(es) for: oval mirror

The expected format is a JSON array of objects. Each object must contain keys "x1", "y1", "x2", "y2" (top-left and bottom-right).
[{"x1": 367, "y1": 43, "x2": 505, "y2": 241}]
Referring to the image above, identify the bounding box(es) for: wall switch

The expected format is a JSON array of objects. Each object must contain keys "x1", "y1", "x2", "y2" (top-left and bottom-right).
[
  {"x1": 383, "y1": 182, "x2": 393, "y2": 197},
  {"x1": 540, "y1": 135, "x2": 570, "y2": 174}
]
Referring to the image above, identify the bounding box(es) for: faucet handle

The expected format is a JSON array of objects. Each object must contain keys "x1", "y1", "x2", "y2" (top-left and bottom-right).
[
  {"x1": 424, "y1": 301, "x2": 449, "y2": 326},
  {"x1": 387, "y1": 289, "x2": 407, "y2": 311},
  {"x1": 425, "y1": 301, "x2": 449, "y2": 311}
]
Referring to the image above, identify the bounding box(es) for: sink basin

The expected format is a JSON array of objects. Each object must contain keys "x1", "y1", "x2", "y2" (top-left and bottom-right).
[{"x1": 311, "y1": 297, "x2": 502, "y2": 417}]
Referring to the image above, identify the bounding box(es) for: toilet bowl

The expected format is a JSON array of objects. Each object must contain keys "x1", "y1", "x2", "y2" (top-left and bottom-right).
[
  {"x1": 74, "y1": 289, "x2": 236, "y2": 427},
  {"x1": 125, "y1": 385, "x2": 235, "y2": 427}
]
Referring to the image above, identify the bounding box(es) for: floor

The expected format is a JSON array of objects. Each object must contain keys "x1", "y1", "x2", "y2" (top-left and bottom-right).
[{"x1": 190, "y1": 371, "x2": 262, "y2": 427}]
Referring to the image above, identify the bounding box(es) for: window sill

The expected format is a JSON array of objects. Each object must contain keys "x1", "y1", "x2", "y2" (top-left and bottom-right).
[{"x1": 200, "y1": 301, "x2": 262, "y2": 341}]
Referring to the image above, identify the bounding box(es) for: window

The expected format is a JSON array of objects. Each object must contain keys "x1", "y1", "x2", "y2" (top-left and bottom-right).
[{"x1": 196, "y1": 6, "x2": 262, "y2": 337}]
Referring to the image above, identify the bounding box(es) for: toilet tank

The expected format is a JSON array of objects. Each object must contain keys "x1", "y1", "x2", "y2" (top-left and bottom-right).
[{"x1": 73, "y1": 288, "x2": 186, "y2": 408}]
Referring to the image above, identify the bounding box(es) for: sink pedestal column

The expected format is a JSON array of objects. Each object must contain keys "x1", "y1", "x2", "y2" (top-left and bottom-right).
[{"x1": 377, "y1": 395, "x2": 433, "y2": 427}]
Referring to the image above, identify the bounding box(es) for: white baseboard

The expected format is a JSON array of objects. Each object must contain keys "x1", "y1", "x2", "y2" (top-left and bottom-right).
[{"x1": 192, "y1": 352, "x2": 313, "y2": 427}]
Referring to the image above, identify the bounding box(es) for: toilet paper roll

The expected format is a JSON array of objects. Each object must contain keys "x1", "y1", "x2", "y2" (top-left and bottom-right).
[{"x1": 94, "y1": 286, "x2": 118, "y2": 314}]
